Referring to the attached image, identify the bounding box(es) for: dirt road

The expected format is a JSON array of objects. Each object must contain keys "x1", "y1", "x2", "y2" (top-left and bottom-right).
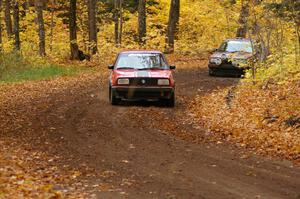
[{"x1": 2, "y1": 66, "x2": 300, "y2": 199}]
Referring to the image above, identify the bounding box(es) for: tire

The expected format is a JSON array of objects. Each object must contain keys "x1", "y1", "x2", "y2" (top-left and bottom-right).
[
  {"x1": 109, "y1": 86, "x2": 119, "y2": 105},
  {"x1": 165, "y1": 93, "x2": 175, "y2": 107},
  {"x1": 209, "y1": 68, "x2": 215, "y2": 76}
]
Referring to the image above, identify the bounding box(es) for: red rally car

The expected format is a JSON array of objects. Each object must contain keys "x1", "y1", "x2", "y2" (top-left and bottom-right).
[{"x1": 108, "y1": 51, "x2": 176, "y2": 107}]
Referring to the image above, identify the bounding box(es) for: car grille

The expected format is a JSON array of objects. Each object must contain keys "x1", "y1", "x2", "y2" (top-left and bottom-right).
[
  {"x1": 115, "y1": 89, "x2": 172, "y2": 99},
  {"x1": 221, "y1": 58, "x2": 232, "y2": 65},
  {"x1": 219, "y1": 58, "x2": 235, "y2": 68},
  {"x1": 129, "y1": 78, "x2": 158, "y2": 86},
  {"x1": 117, "y1": 90, "x2": 170, "y2": 99}
]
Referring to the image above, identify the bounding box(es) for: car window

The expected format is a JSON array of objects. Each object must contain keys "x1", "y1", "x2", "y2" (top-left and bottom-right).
[
  {"x1": 225, "y1": 41, "x2": 253, "y2": 53},
  {"x1": 116, "y1": 53, "x2": 168, "y2": 69},
  {"x1": 218, "y1": 42, "x2": 227, "y2": 52}
]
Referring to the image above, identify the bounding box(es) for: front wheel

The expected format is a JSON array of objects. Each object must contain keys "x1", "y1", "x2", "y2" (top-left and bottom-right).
[
  {"x1": 164, "y1": 93, "x2": 175, "y2": 107},
  {"x1": 109, "y1": 86, "x2": 119, "y2": 105},
  {"x1": 209, "y1": 68, "x2": 215, "y2": 76}
]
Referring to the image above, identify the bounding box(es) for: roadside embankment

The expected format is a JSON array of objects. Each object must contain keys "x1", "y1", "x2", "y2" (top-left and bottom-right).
[{"x1": 190, "y1": 80, "x2": 300, "y2": 162}]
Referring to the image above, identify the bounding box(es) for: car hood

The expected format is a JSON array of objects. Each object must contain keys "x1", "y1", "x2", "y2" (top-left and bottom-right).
[
  {"x1": 210, "y1": 51, "x2": 253, "y2": 60},
  {"x1": 113, "y1": 69, "x2": 172, "y2": 78}
]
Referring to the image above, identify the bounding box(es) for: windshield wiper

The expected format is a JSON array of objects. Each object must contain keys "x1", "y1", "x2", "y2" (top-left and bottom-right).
[
  {"x1": 137, "y1": 68, "x2": 150, "y2": 70},
  {"x1": 138, "y1": 67, "x2": 163, "y2": 70},
  {"x1": 117, "y1": 67, "x2": 135, "y2": 70},
  {"x1": 150, "y1": 67, "x2": 163, "y2": 70}
]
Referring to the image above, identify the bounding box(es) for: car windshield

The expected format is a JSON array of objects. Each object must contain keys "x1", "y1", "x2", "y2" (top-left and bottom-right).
[
  {"x1": 219, "y1": 41, "x2": 253, "y2": 53},
  {"x1": 115, "y1": 53, "x2": 168, "y2": 70}
]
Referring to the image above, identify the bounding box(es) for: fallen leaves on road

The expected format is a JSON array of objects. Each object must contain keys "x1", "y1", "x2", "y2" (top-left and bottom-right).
[
  {"x1": 0, "y1": 72, "x2": 108, "y2": 198},
  {"x1": 0, "y1": 140, "x2": 87, "y2": 198}
]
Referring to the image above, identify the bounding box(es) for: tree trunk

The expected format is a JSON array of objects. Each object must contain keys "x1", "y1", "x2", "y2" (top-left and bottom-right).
[
  {"x1": 236, "y1": 0, "x2": 249, "y2": 38},
  {"x1": 114, "y1": 0, "x2": 123, "y2": 47},
  {"x1": 114, "y1": 0, "x2": 119, "y2": 46},
  {"x1": 0, "y1": 0, "x2": 3, "y2": 51},
  {"x1": 49, "y1": 0, "x2": 55, "y2": 52},
  {"x1": 87, "y1": 0, "x2": 97, "y2": 55},
  {"x1": 138, "y1": 0, "x2": 146, "y2": 45},
  {"x1": 69, "y1": 0, "x2": 79, "y2": 60},
  {"x1": 13, "y1": 0, "x2": 20, "y2": 51},
  {"x1": 290, "y1": 0, "x2": 300, "y2": 65},
  {"x1": 4, "y1": 0, "x2": 13, "y2": 37},
  {"x1": 118, "y1": 0, "x2": 123, "y2": 46},
  {"x1": 166, "y1": 0, "x2": 180, "y2": 53},
  {"x1": 22, "y1": 1, "x2": 29, "y2": 16},
  {"x1": 35, "y1": 0, "x2": 46, "y2": 56}
]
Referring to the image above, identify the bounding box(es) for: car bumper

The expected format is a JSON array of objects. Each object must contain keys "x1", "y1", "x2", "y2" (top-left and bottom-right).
[
  {"x1": 209, "y1": 63, "x2": 248, "y2": 75},
  {"x1": 112, "y1": 86, "x2": 174, "y2": 100}
]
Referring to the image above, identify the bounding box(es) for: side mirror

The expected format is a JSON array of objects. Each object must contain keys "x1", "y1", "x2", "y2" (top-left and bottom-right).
[
  {"x1": 108, "y1": 64, "x2": 114, "y2": 70},
  {"x1": 170, "y1": 65, "x2": 176, "y2": 70}
]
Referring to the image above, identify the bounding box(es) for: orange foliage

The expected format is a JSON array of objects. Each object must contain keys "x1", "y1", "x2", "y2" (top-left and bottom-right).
[{"x1": 190, "y1": 80, "x2": 300, "y2": 162}]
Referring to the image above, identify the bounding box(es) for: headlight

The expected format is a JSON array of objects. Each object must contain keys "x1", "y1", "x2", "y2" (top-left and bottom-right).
[
  {"x1": 118, "y1": 78, "x2": 129, "y2": 85},
  {"x1": 210, "y1": 58, "x2": 222, "y2": 65},
  {"x1": 157, "y1": 79, "x2": 170, "y2": 86}
]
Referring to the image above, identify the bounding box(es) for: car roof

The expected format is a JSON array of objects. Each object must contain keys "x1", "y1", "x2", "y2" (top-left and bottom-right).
[{"x1": 120, "y1": 50, "x2": 163, "y2": 54}]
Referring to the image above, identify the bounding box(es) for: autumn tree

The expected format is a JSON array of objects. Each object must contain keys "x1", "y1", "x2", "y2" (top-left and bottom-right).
[
  {"x1": 236, "y1": 0, "x2": 249, "y2": 38},
  {"x1": 290, "y1": 0, "x2": 300, "y2": 64},
  {"x1": 166, "y1": 0, "x2": 180, "y2": 53},
  {"x1": 0, "y1": 0, "x2": 2, "y2": 51},
  {"x1": 13, "y1": 0, "x2": 19, "y2": 51},
  {"x1": 49, "y1": 0, "x2": 55, "y2": 52},
  {"x1": 138, "y1": 0, "x2": 146, "y2": 45},
  {"x1": 22, "y1": 0, "x2": 29, "y2": 15},
  {"x1": 118, "y1": 0, "x2": 123, "y2": 46},
  {"x1": 114, "y1": 0, "x2": 123, "y2": 46},
  {"x1": 114, "y1": 0, "x2": 119, "y2": 45},
  {"x1": 4, "y1": 0, "x2": 12, "y2": 37},
  {"x1": 69, "y1": 0, "x2": 79, "y2": 60},
  {"x1": 35, "y1": 0, "x2": 46, "y2": 56},
  {"x1": 271, "y1": 0, "x2": 299, "y2": 62},
  {"x1": 87, "y1": 0, "x2": 97, "y2": 55}
]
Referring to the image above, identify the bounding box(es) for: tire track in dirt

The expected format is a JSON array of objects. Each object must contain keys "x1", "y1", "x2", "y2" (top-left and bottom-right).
[{"x1": 1, "y1": 66, "x2": 300, "y2": 198}]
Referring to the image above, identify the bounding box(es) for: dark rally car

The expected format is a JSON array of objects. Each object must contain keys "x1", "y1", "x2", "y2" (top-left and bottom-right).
[
  {"x1": 208, "y1": 38, "x2": 255, "y2": 76},
  {"x1": 108, "y1": 51, "x2": 176, "y2": 107}
]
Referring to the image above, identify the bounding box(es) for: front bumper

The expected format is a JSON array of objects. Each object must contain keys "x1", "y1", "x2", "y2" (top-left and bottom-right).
[
  {"x1": 208, "y1": 63, "x2": 248, "y2": 75},
  {"x1": 112, "y1": 86, "x2": 174, "y2": 100}
]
